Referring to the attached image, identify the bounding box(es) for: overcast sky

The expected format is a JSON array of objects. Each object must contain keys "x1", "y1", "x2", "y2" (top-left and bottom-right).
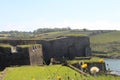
[{"x1": 0, "y1": 0, "x2": 120, "y2": 31}]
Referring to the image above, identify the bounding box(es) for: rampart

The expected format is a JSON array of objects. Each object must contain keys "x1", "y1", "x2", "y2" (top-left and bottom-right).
[{"x1": 0, "y1": 36, "x2": 91, "y2": 68}]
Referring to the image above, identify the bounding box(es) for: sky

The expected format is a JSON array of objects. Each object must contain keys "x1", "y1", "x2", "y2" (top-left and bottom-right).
[{"x1": 0, "y1": 0, "x2": 120, "y2": 31}]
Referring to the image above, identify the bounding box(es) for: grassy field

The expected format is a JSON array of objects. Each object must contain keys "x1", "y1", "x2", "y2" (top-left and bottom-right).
[
  {"x1": 90, "y1": 31, "x2": 120, "y2": 56},
  {"x1": 90, "y1": 31, "x2": 120, "y2": 43},
  {"x1": 33, "y1": 31, "x2": 87, "y2": 40},
  {"x1": 3, "y1": 65, "x2": 120, "y2": 80},
  {"x1": 4, "y1": 65, "x2": 82, "y2": 80},
  {"x1": 0, "y1": 30, "x2": 91, "y2": 40}
]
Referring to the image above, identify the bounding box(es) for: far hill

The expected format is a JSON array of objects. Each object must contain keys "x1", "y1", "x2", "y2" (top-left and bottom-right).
[
  {"x1": 0, "y1": 28, "x2": 120, "y2": 58},
  {"x1": 0, "y1": 28, "x2": 113, "y2": 40},
  {"x1": 90, "y1": 31, "x2": 120, "y2": 43},
  {"x1": 90, "y1": 31, "x2": 120, "y2": 58}
]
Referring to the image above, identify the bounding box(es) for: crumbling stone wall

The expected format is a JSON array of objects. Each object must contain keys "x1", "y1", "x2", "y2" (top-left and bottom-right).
[
  {"x1": 28, "y1": 45, "x2": 43, "y2": 65},
  {"x1": 0, "y1": 36, "x2": 91, "y2": 66},
  {"x1": 0, "y1": 45, "x2": 43, "y2": 70}
]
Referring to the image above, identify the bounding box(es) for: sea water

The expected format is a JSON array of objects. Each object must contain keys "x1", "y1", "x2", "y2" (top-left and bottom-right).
[{"x1": 105, "y1": 58, "x2": 120, "y2": 76}]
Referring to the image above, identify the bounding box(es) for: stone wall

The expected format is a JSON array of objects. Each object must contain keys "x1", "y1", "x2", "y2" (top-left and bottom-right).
[
  {"x1": 0, "y1": 40, "x2": 37, "y2": 46},
  {"x1": 0, "y1": 36, "x2": 91, "y2": 65},
  {"x1": 28, "y1": 45, "x2": 43, "y2": 65},
  {"x1": 0, "y1": 47, "x2": 11, "y2": 70},
  {"x1": 0, "y1": 45, "x2": 43, "y2": 70},
  {"x1": 10, "y1": 48, "x2": 30, "y2": 65},
  {"x1": 0, "y1": 47, "x2": 11, "y2": 55},
  {"x1": 38, "y1": 36, "x2": 91, "y2": 64},
  {"x1": 72, "y1": 62, "x2": 106, "y2": 74},
  {"x1": 10, "y1": 46, "x2": 43, "y2": 66}
]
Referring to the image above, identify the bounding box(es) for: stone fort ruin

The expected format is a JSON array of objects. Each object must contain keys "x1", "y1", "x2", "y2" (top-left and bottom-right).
[{"x1": 0, "y1": 36, "x2": 91, "y2": 69}]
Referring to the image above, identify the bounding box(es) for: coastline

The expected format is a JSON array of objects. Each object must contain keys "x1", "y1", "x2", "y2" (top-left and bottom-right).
[
  {"x1": 104, "y1": 55, "x2": 120, "y2": 59},
  {"x1": 93, "y1": 55, "x2": 120, "y2": 59},
  {"x1": 104, "y1": 58, "x2": 120, "y2": 76}
]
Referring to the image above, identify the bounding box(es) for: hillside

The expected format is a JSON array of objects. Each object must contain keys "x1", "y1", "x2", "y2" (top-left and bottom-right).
[
  {"x1": 3, "y1": 65, "x2": 83, "y2": 80},
  {"x1": 90, "y1": 31, "x2": 120, "y2": 43},
  {"x1": 0, "y1": 28, "x2": 112, "y2": 40},
  {"x1": 0, "y1": 29, "x2": 119, "y2": 58},
  {"x1": 3, "y1": 65, "x2": 120, "y2": 80},
  {"x1": 90, "y1": 31, "x2": 120, "y2": 58}
]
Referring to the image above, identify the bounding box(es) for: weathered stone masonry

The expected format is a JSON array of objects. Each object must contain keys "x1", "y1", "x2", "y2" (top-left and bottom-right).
[
  {"x1": 0, "y1": 45, "x2": 43, "y2": 70},
  {"x1": 0, "y1": 36, "x2": 91, "y2": 69},
  {"x1": 38, "y1": 36, "x2": 91, "y2": 63}
]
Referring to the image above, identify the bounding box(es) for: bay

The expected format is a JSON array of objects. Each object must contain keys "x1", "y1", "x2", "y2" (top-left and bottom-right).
[{"x1": 105, "y1": 58, "x2": 120, "y2": 76}]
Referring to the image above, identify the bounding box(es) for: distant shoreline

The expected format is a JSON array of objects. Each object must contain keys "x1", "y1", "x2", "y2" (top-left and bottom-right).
[
  {"x1": 94, "y1": 55, "x2": 120, "y2": 59},
  {"x1": 103, "y1": 55, "x2": 120, "y2": 59}
]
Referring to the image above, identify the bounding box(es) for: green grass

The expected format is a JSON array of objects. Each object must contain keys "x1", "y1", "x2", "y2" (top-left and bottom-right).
[
  {"x1": 33, "y1": 31, "x2": 69, "y2": 39},
  {"x1": 0, "y1": 44, "x2": 12, "y2": 48},
  {"x1": 0, "y1": 44, "x2": 41, "y2": 48},
  {"x1": 90, "y1": 31, "x2": 120, "y2": 56},
  {"x1": 4, "y1": 65, "x2": 83, "y2": 80},
  {"x1": 3, "y1": 65, "x2": 120, "y2": 80},
  {"x1": 90, "y1": 31, "x2": 120, "y2": 44},
  {"x1": 68, "y1": 57, "x2": 101, "y2": 64},
  {"x1": 33, "y1": 31, "x2": 87, "y2": 40},
  {"x1": 17, "y1": 44, "x2": 41, "y2": 48},
  {"x1": 65, "y1": 34, "x2": 87, "y2": 37}
]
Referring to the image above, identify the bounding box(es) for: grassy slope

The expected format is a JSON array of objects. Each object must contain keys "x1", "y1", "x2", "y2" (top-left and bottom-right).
[
  {"x1": 33, "y1": 31, "x2": 87, "y2": 40},
  {"x1": 90, "y1": 31, "x2": 120, "y2": 56},
  {"x1": 4, "y1": 65, "x2": 83, "y2": 80},
  {"x1": 3, "y1": 65, "x2": 120, "y2": 80},
  {"x1": 90, "y1": 31, "x2": 120, "y2": 43},
  {"x1": 0, "y1": 30, "x2": 89, "y2": 40}
]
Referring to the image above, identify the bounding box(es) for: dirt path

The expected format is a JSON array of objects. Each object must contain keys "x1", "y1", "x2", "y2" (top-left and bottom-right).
[{"x1": 0, "y1": 68, "x2": 8, "y2": 80}]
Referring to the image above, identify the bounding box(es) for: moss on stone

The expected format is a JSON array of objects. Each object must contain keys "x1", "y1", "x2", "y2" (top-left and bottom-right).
[
  {"x1": 65, "y1": 34, "x2": 87, "y2": 37},
  {"x1": 17, "y1": 44, "x2": 41, "y2": 48},
  {"x1": 0, "y1": 44, "x2": 41, "y2": 48},
  {"x1": 0, "y1": 44, "x2": 12, "y2": 48},
  {"x1": 68, "y1": 57, "x2": 102, "y2": 64}
]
